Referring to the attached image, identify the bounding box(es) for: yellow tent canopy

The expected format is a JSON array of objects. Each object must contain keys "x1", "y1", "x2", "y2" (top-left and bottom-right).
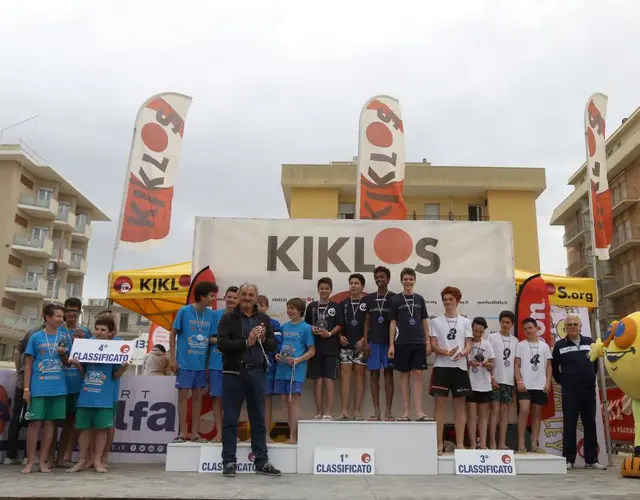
[{"x1": 109, "y1": 264, "x2": 598, "y2": 329}]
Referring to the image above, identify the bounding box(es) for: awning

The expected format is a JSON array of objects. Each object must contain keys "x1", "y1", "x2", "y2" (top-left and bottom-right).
[{"x1": 515, "y1": 269, "x2": 596, "y2": 308}]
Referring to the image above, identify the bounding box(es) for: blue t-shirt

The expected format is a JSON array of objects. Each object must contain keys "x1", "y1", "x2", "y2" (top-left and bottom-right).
[
  {"x1": 25, "y1": 330, "x2": 68, "y2": 397},
  {"x1": 266, "y1": 319, "x2": 282, "y2": 380},
  {"x1": 77, "y1": 362, "x2": 119, "y2": 409},
  {"x1": 59, "y1": 325, "x2": 91, "y2": 394},
  {"x1": 275, "y1": 321, "x2": 314, "y2": 384},
  {"x1": 207, "y1": 309, "x2": 226, "y2": 371},
  {"x1": 173, "y1": 304, "x2": 216, "y2": 371}
]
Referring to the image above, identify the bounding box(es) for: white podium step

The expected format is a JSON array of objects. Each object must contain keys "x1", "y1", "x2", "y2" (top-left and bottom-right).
[
  {"x1": 437, "y1": 453, "x2": 567, "y2": 475},
  {"x1": 297, "y1": 420, "x2": 438, "y2": 475},
  {"x1": 165, "y1": 442, "x2": 297, "y2": 473}
]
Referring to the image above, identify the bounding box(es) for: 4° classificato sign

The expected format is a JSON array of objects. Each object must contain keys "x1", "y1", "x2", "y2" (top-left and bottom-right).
[{"x1": 70, "y1": 339, "x2": 134, "y2": 364}]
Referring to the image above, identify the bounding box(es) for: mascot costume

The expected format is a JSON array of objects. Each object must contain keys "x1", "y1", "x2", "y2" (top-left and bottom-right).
[{"x1": 590, "y1": 312, "x2": 640, "y2": 478}]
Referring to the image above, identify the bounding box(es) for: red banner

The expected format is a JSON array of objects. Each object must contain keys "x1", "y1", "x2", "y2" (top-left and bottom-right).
[
  {"x1": 606, "y1": 386, "x2": 635, "y2": 442},
  {"x1": 585, "y1": 94, "x2": 613, "y2": 260},
  {"x1": 356, "y1": 96, "x2": 407, "y2": 220},
  {"x1": 515, "y1": 274, "x2": 554, "y2": 420}
]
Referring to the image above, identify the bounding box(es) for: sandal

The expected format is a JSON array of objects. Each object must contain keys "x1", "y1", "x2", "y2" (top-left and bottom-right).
[
  {"x1": 416, "y1": 415, "x2": 434, "y2": 422},
  {"x1": 353, "y1": 416, "x2": 364, "y2": 421},
  {"x1": 314, "y1": 414, "x2": 323, "y2": 420},
  {"x1": 191, "y1": 436, "x2": 208, "y2": 444},
  {"x1": 336, "y1": 414, "x2": 351, "y2": 421},
  {"x1": 397, "y1": 416, "x2": 411, "y2": 422},
  {"x1": 322, "y1": 414, "x2": 333, "y2": 420},
  {"x1": 385, "y1": 415, "x2": 396, "y2": 422},
  {"x1": 172, "y1": 436, "x2": 186, "y2": 443},
  {"x1": 368, "y1": 415, "x2": 381, "y2": 421},
  {"x1": 516, "y1": 449, "x2": 527, "y2": 454}
]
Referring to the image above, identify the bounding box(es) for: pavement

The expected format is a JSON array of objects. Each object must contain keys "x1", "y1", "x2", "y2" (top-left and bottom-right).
[{"x1": 0, "y1": 462, "x2": 638, "y2": 500}]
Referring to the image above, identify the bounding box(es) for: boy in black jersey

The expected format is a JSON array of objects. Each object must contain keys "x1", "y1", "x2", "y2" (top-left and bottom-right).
[
  {"x1": 304, "y1": 277, "x2": 342, "y2": 420},
  {"x1": 363, "y1": 266, "x2": 395, "y2": 421},
  {"x1": 388, "y1": 268, "x2": 431, "y2": 421},
  {"x1": 337, "y1": 273, "x2": 367, "y2": 421}
]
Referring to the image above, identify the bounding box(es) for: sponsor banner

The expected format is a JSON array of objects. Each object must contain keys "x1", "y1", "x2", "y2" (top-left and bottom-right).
[
  {"x1": 538, "y1": 306, "x2": 608, "y2": 466},
  {"x1": 147, "y1": 324, "x2": 171, "y2": 353},
  {"x1": 514, "y1": 270, "x2": 596, "y2": 308},
  {"x1": 118, "y1": 93, "x2": 192, "y2": 249},
  {"x1": 584, "y1": 93, "x2": 613, "y2": 260},
  {"x1": 606, "y1": 386, "x2": 635, "y2": 442},
  {"x1": 356, "y1": 95, "x2": 407, "y2": 220},
  {"x1": 193, "y1": 218, "x2": 515, "y2": 331},
  {"x1": 70, "y1": 339, "x2": 134, "y2": 364},
  {"x1": 314, "y1": 448, "x2": 375, "y2": 475},
  {"x1": 111, "y1": 272, "x2": 192, "y2": 297},
  {"x1": 454, "y1": 449, "x2": 515, "y2": 476}
]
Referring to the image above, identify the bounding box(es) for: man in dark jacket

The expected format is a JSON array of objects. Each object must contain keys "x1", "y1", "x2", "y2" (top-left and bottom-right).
[
  {"x1": 217, "y1": 283, "x2": 281, "y2": 478},
  {"x1": 552, "y1": 313, "x2": 606, "y2": 470}
]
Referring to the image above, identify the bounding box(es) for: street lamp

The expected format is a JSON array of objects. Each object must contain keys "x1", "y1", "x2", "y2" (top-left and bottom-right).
[{"x1": 0, "y1": 115, "x2": 39, "y2": 142}]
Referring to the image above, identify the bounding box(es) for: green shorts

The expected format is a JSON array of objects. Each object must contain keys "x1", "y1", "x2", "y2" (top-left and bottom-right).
[
  {"x1": 26, "y1": 395, "x2": 66, "y2": 422},
  {"x1": 75, "y1": 407, "x2": 114, "y2": 430},
  {"x1": 66, "y1": 393, "x2": 79, "y2": 415}
]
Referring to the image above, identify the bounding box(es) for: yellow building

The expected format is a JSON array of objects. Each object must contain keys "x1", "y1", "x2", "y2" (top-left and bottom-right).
[{"x1": 281, "y1": 160, "x2": 546, "y2": 272}]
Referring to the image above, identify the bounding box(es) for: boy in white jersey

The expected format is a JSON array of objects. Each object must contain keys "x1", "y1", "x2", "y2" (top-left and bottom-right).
[
  {"x1": 429, "y1": 286, "x2": 473, "y2": 453},
  {"x1": 466, "y1": 317, "x2": 494, "y2": 449},
  {"x1": 515, "y1": 317, "x2": 552, "y2": 453},
  {"x1": 488, "y1": 310, "x2": 516, "y2": 450}
]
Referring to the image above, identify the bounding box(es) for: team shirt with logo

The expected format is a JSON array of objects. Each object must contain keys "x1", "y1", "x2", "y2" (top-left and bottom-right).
[
  {"x1": 363, "y1": 292, "x2": 396, "y2": 345},
  {"x1": 304, "y1": 300, "x2": 341, "y2": 356},
  {"x1": 467, "y1": 339, "x2": 495, "y2": 392},
  {"x1": 59, "y1": 325, "x2": 91, "y2": 394},
  {"x1": 173, "y1": 304, "x2": 216, "y2": 370},
  {"x1": 77, "y1": 361, "x2": 119, "y2": 409},
  {"x1": 275, "y1": 321, "x2": 315, "y2": 383},
  {"x1": 389, "y1": 293, "x2": 428, "y2": 344},
  {"x1": 516, "y1": 339, "x2": 552, "y2": 391},
  {"x1": 25, "y1": 330, "x2": 68, "y2": 397},
  {"x1": 339, "y1": 297, "x2": 367, "y2": 349},
  {"x1": 488, "y1": 331, "x2": 517, "y2": 386},
  {"x1": 430, "y1": 315, "x2": 473, "y2": 370}
]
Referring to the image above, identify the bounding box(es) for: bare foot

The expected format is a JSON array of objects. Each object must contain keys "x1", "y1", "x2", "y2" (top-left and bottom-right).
[
  {"x1": 39, "y1": 464, "x2": 52, "y2": 473},
  {"x1": 83, "y1": 460, "x2": 94, "y2": 470},
  {"x1": 66, "y1": 460, "x2": 86, "y2": 473},
  {"x1": 94, "y1": 462, "x2": 108, "y2": 473},
  {"x1": 20, "y1": 463, "x2": 34, "y2": 474}
]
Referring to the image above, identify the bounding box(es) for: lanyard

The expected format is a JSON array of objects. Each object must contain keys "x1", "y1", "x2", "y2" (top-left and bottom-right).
[
  {"x1": 193, "y1": 305, "x2": 204, "y2": 336},
  {"x1": 45, "y1": 330, "x2": 60, "y2": 361},
  {"x1": 375, "y1": 292, "x2": 388, "y2": 317}
]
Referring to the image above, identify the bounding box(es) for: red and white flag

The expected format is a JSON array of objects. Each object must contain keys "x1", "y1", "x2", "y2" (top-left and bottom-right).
[
  {"x1": 585, "y1": 94, "x2": 613, "y2": 260},
  {"x1": 118, "y1": 93, "x2": 192, "y2": 249},
  {"x1": 356, "y1": 96, "x2": 407, "y2": 220}
]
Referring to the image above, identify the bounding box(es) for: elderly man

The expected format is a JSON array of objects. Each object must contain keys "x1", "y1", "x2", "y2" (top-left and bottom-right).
[
  {"x1": 552, "y1": 313, "x2": 606, "y2": 470},
  {"x1": 217, "y1": 283, "x2": 281, "y2": 478}
]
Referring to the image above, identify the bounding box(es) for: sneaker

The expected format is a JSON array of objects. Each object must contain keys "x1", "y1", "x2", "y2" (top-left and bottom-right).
[
  {"x1": 256, "y1": 462, "x2": 282, "y2": 477},
  {"x1": 566, "y1": 462, "x2": 574, "y2": 470},
  {"x1": 223, "y1": 462, "x2": 237, "y2": 477},
  {"x1": 585, "y1": 462, "x2": 607, "y2": 470},
  {"x1": 3, "y1": 458, "x2": 21, "y2": 465}
]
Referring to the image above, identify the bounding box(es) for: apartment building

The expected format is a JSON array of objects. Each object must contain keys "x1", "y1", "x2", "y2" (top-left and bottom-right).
[
  {"x1": 551, "y1": 106, "x2": 640, "y2": 329},
  {"x1": 281, "y1": 160, "x2": 546, "y2": 272},
  {"x1": 0, "y1": 144, "x2": 110, "y2": 358},
  {"x1": 82, "y1": 298, "x2": 150, "y2": 340}
]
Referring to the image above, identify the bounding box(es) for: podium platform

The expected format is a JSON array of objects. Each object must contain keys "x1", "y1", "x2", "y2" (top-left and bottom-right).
[{"x1": 437, "y1": 453, "x2": 567, "y2": 475}]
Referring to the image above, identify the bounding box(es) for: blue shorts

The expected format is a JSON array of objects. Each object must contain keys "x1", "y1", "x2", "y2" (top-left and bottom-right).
[
  {"x1": 209, "y1": 370, "x2": 223, "y2": 397},
  {"x1": 175, "y1": 369, "x2": 207, "y2": 389},
  {"x1": 265, "y1": 377, "x2": 276, "y2": 396},
  {"x1": 273, "y1": 379, "x2": 303, "y2": 396},
  {"x1": 367, "y1": 343, "x2": 391, "y2": 371}
]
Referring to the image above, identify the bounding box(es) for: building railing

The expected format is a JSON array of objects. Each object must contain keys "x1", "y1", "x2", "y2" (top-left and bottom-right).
[
  {"x1": 566, "y1": 259, "x2": 588, "y2": 276},
  {"x1": 611, "y1": 225, "x2": 640, "y2": 250},
  {"x1": 67, "y1": 283, "x2": 82, "y2": 298},
  {"x1": 19, "y1": 193, "x2": 52, "y2": 209},
  {"x1": 6, "y1": 275, "x2": 46, "y2": 292},
  {"x1": 13, "y1": 232, "x2": 47, "y2": 249},
  {"x1": 564, "y1": 223, "x2": 586, "y2": 244},
  {"x1": 410, "y1": 214, "x2": 490, "y2": 221},
  {"x1": 70, "y1": 254, "x2": 85, "y2": 269},
  {"x1": 1, "y1": 312, "x2": 40, "y2": 333}
]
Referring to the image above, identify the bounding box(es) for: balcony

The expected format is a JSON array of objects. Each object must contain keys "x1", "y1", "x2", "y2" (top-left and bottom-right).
[
  {"x1": 67, "y1": 283, "x2": 83, "y2": 299},
  {"x1": 17, "y1": 193, "x2": 58, "y2": 219},
  {"x1": 563, "y1": 223, "x2": 587, "y2": 247},
  {"x1": 69, "y1": 254, "x2": 87, "y2": 275},
  {"x1": 54, "y1": 210, "x2": 77, "y2": 232},
  {"x1": 611, "y1": 184, "x2": 640, "y2": 218},
  {"x1": 5, "y1": 275, "x2": 47, "y2": 297},
  {"x1": 46, "y1": 281, "x2": 67, "y2": 303},
  {"x1": 0, "y1": 313, "x2": 40, "y2": 341},
  {"x1": 11, "y1": 232, "x2": 53, "y2": 258},
  {"x1": 410, "y1": 214, "x2": 490, "y2": 221},
  {"x1": 609, "y1": 227, "x2": 640, "y2": 258},
  {"x1": 72, "y1": 222, "x2": 92, "y2": 242},
  {"x1": 52, "y1": 245, "x2": 71, "y2": 268},
  {"x1": 605, "y1": 268, "x2": 640, "y2": 299},
  {"x1": 566, "y1": 259, "x2": 589, "y2": 277}
]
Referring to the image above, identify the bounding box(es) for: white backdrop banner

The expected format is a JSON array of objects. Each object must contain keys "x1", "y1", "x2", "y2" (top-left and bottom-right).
[{"x1": 193, "y1": 218, "x2": 515, "y2": 329}]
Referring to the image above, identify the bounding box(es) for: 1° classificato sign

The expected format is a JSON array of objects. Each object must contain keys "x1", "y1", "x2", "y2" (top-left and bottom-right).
[
  {"x1": 454, "y1": 449, "x2": 516, "y2": 476},
  {"x1": 70, "y1": 338, "x2": 134, "y2": 364},
  {"x1": 314, "y1": 448, "x2": 375, "y2": 475}
]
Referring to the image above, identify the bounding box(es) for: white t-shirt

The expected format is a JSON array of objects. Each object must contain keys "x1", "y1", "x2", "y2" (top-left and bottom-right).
[
  {"x1": 516, "y1": 339, "x2": 552, "y2": 390},
  {"x1": 430, "y1": 315, "x2": 473, "y2": 370},
  {"x1": 467, "y1": 339, "x2": 495, "y2": 392},
  {"x1": 488, "y1": 331, "x2": 517, "y2": 386}
]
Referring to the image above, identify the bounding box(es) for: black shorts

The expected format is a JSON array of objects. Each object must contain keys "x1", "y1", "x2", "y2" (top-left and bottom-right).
[
  {"x1": 308, "y1": 354, "x2": 339, "y2": 380},
  {"x1": 429, "y1": 367, "x2": 471, "y2": 398},
  {"x1": 392, "y1": 344, "x2": 428, "y2": 373},
  {"x1": 516, "y1": 389, "x2": 548, "y2": 406},
  {"x1": 467, "y1": 391, "x2": 493, "y2": 404}
]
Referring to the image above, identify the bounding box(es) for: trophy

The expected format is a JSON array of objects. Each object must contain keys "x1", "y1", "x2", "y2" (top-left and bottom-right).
[
  {"x1": 279, "y1": 344, "x2": 295, "y2": 363},
  {"x1": 472, "y1": 351, "x2": 485, "y2": 373}
]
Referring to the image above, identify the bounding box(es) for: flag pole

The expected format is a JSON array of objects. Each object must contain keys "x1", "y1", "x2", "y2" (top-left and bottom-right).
[{"x1": 584, "y1": 98, "x2": 614, "y2": 467}]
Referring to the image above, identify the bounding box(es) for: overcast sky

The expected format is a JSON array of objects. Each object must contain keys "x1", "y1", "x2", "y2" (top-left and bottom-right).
[{"x1": 2, "y1": 0, "x2": 639, "y2": 300}]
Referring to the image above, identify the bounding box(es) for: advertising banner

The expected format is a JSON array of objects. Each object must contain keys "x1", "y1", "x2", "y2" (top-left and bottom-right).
[
  {"x1": 70, "y1": 339, "x2": 134, "y2": 364},
  {"x1": 606, "y1": 386, "x2": 635, "y2": 442}
]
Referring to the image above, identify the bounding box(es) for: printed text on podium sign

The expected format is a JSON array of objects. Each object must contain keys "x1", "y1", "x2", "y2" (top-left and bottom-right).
[{"x1": 314, "y1": 448, "x2": 375, "y2": 475}]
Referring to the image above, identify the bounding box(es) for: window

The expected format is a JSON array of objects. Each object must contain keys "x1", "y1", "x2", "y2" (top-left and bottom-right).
[
  {"x1": 339, "y1": 203, "x2": 355, "y2": 220},
  {"x1": 76, "y1": 213, "x2": 89, "y2": 231},
  {"x1": 468, "y1": 205, "x2": 484, "y2": 221},
  {"x1": 424, "y1": 204, "x2": 440, "y2": 220},
  {"x1": 120, "y1": 313, "x2": 130, "y2": 332},
  {"x1": 58, "y1": 201, "x2": 72, "y2": 218},
  {"x1": 32, "y1": 227, "x2": 50, "y2": 241},
  {"x1": 136, "y1": 315, "x2": 150, "y2": 326}
]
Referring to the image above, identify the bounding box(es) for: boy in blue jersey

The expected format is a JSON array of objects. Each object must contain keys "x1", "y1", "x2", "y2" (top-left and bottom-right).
[
  {"x1": 257, "y1": 295, "x2": 282, "y2": 443},
  {"x1": 56, "y1": 297, "x2": 91, "y2": 468},
  {"x1": 102, "y1": 316, "x2": 123, "y2": 469},
  {"x1": 67, "y1": 316, "x2": 129, "y2": 473},
  {"x1": 170, "y1": 281, "x2": 219, "y2": 443},
  {"x1": 208, "y1": 286, "x2": 238, "y2": 442},
  {"x1": 21, "y1": 303, "x2": 68, "y2": 474},
  {"x1": 274, "y1": 298, "x2": 315, "y2": 444}
]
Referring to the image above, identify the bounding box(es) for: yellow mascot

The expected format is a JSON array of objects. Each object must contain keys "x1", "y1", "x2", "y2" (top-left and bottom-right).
[{"x1": 590, "y1": 312, "x2": 640, "y2": 478}]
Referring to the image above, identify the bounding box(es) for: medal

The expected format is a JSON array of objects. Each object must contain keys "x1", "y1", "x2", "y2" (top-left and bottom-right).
[
  {"x1": 528, "y1": 341, "x2": 540, "y2": 373},
  {"x1": 532, "y1": 364, "x2": 539, "y2": 372},
  {"x1": 408, "y1": 317, "x2": 416, "y2": 326},
  {"x1": 471, "y1": 367, "x2": 478, "y2": 373},
  {"x1": 375, "y1": 292, "x2": 389, "y2": 323},
  {"x1": 316, "y1": 305, "x2": 329, "y2": 331},
  {"x1": 317, "y1": 319, "x2": 329, "y2": 330},
  {"x1": 349, "y1": 299, "x2": 361, "y2": 329},
  {"x1": 504, "y1": 360, "x2": 510, "y2": 367},
  {"x1": 403, "y1": 294, "x2": 416, "y2": 328},
  {"x1": 377, "y1": 316, "x2": 384, "y2": 324},
  {"x1": 351, "y1": 319, "x2": 358, "y2": 327}
]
